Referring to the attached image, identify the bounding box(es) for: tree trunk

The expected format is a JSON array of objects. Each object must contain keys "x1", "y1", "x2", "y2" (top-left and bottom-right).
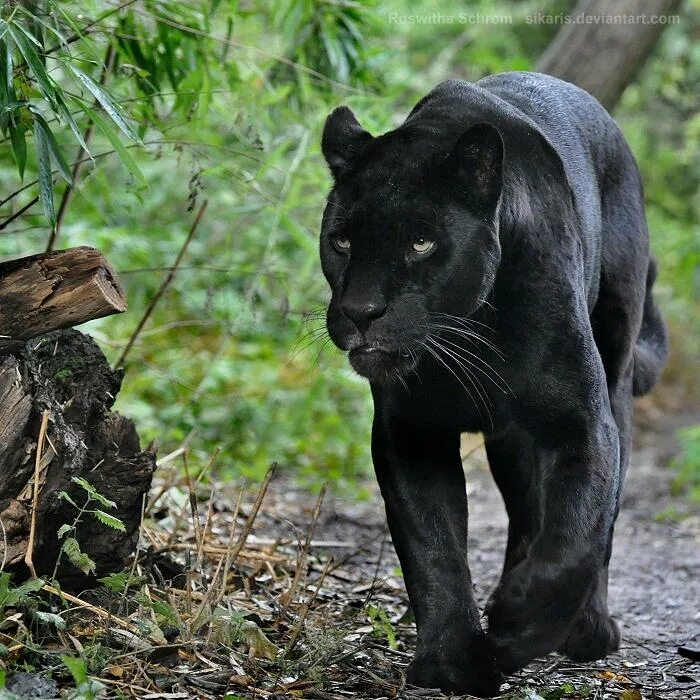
[
  {"x1": 537, "y1": 0, "x2": 683, "y2": 110},
  {"x1": 0, "y1": 330, "x2": 156, "y2": 588},
  {"x1": 0, "y1": 246, "x2": 126, "y2": 353}
]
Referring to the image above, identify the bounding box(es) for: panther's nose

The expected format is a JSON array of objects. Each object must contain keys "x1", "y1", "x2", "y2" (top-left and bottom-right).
[{"x1": 341, "y1": 298, "x2": 387, "y2": 334}]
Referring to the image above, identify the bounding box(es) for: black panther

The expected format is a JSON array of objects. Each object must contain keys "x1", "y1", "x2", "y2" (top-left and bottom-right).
[{"x1": 318, "y1": 72, "x2": 668, "y2": 697}]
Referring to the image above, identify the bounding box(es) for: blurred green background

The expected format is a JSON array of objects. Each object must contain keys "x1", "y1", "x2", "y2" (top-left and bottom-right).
[{"x1": 0, "y1": 0, "x2": 698, "y2": 493}]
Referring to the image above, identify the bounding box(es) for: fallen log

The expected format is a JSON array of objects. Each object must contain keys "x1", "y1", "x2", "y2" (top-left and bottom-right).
[{"x1": 0, "y1": 246, "x2": 126, "y2": 353}]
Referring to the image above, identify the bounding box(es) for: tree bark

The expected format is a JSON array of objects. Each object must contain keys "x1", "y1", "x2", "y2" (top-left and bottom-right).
[
  {"x1": 537, "y1": 0, "x2": 683, "y2": 110},
  {"x1": 0, "y1": 330, "x2": 156, "y2": 589},
  {"x1": 0, "y1": 247, "x2": 126, "y2": 353}
]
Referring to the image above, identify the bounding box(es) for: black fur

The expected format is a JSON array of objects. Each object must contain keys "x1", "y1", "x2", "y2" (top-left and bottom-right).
[{"x1": 318, "y1": 72, "x2": 667, "y2": 697}]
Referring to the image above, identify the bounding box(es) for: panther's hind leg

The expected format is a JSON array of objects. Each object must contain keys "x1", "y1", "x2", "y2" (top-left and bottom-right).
[
  {"x1": 558, "y1": 340, "x2": 633, "y2": 662},
  {"x1": 558, "y1": 538, "x2": 621, "y2": 661},
  {"x1": 561, "y1": 154, "x2": 649, "y2": 661}
]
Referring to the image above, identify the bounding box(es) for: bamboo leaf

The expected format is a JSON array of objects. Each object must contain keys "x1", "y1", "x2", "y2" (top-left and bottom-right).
[
  {"x1": 11, "y1": 20, "x2": 42, "y2": 47},
  {"x1": 9, "y1": 122, "x2": 26, "y2": 179},
  {"x1": 0, "y1": 19, "x2": 11, "y2": 44},
  {"x1": 7, "y1": 22, "x2": 56, "y2": 107},
  {"x1": 84, "y1": 104, "x2": 146, "y2": 186},
  {"x1": 32, "y1": 111, "x2": 72, "y2": 184},
  {"x1": 56, "y1": 93, "x2": 89, "y2": 154},
  {"x1": 67, "y1": 64, "x2": 142, "y2": 143},
  {"x1": 33, "y1": 115, "x2": 56, "y2": 228}
]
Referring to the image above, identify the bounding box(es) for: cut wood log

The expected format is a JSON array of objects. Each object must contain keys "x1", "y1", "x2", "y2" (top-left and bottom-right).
[
  {"x1": 0, "y1": 330, "x2": 156, "y2": 589},
  {"x1": 0, "y1": 247, "x2": 126, "y2": 353}
]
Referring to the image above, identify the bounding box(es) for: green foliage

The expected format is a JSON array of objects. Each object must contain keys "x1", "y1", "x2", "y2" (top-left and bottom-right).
[
  {"x1": 97, "y1": 571, "x2": 145, "y2": 594},
  {"x1": 672, "y1": 424, "x2": 700, "y2": 502},
  {"x1": 366, "y1": 604, "x2": 397, "y2": 649},
  {"x1": 615, "y1": 3, "x2": 700, "y2": 348},
  {"x1": 62, "y1": 656, "x2": 105, "y2": 700},
  {"x1": 55, "y1": 477, "x2": 126, "y2": 577},
  {"x1": 0, "y1": 3, "x2": 143, "y2": 230},
  {"x1": 0, "y1": 1, "x2": 697, "y2": 491},
  {"x1": 0, "y1": 574, "x2": 44, "y2": 617}
]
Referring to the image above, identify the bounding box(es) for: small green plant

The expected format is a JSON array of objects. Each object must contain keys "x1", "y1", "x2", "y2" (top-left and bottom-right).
[
  {"x1": 62, "y1": 656, "x2": 105, "y2": 700},
  {"x1": 54, "y1": 477, "x2": 126, "y2": 578},
  {"x1": 0, "y1": 573, "x2": 44, "y2": 619},
  {"x1": 365, "y1": 604, "x2": 397, "y2": 650},
  {"x1": 672, "y1": 425, "x2": 700, "y2": 502}
]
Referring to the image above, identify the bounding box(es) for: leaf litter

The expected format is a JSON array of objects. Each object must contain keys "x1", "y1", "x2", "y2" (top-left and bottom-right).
[{"x1": 1, "y1": 428, "x2": 698, "y2": 700}]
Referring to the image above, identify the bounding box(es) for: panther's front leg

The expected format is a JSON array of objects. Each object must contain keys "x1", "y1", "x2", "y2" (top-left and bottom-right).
[
  {"x1": 486, "y1": 409, "x2": 620, "y2": 672},
  {"x1": 371, "y1": 410, "x2": 503, "y2": 698}
]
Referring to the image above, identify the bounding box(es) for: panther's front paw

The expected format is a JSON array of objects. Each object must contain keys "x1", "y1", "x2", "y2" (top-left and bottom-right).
[{"x1": 406, "y1": 650, "x2": 503, "y2": 698}]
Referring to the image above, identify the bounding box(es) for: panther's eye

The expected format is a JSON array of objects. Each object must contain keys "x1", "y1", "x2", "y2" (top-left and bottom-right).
[
  {"x1": 412, "y1": 238, "x2": 435, "y2": 254},
  {"x1": 331, "y1": 236, "x2": 351, "y2": 253}
]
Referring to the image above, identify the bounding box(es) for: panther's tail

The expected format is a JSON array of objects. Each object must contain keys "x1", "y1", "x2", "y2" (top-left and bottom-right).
[{"x1": 632, "y1": 258, "x2": 668, "y2": 396}]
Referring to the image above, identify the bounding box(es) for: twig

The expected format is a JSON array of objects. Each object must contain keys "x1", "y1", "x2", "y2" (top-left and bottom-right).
[
  {"x1": 154, "y1": 542, "x2": 289, "y2": 563},
  {"x1": 0, "y1": 196, "x2": 40, "y2": 231},
  {"x1": 114, "y1": 199, "x2": 208, "y2": 367},
  {"x1": 215, "y1": 485, "x2": 245, "y2": 605},
  {"x1": 196, "y1": 487, "x2": 215, "y2": 568},
  {"x1": 228, "y1": 464, "x2": 277, "y2": 565},
  {"x1": 281, "y1": 484, "x2": 326, "y2": 614},
  {"x1": 42, "y1": 582, "x2": 163, "y2": 644},
  {"x1": 284, "y1": 557, "x2": 332, "y2": 656},
  {"x1": 25, "y1": 410, "x2": 50, "y2": 579}
]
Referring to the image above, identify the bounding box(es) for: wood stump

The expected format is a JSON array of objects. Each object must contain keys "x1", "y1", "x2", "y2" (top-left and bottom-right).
[
  {"x1": 0, "y1": 331, "x2": 156, "y2": 587},
  {"x1": 0, "y1": 248, "x2": 155, "y2": 589}
]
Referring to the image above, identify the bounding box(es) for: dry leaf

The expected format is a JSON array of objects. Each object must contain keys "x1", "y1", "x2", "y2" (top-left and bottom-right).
[
  {"x1": 618, "y1": 689, "x2": 642, "y2": 700},
  {"x1": 240, "y1": 620, "x2": 279, "y2": 660}
]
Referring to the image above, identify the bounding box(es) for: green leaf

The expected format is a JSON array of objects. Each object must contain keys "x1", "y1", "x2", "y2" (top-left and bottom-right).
[
  {"x1": 56, "y1": 93, "x2": 90, "y2": 155},
  {"x1": 33, "y1": 115, "x2": 56, "y2": 227},
  {"x1": 67, "y1": 64, "x2": 142, "y2": 143},
  {"x1": 71, "y1": 476, "x2": 118, "y2": 508},
  {"x1": 32, "y1": 112, "x2": 72, "y2": 184},
  {"x1": 0, "y1": 576, "x2": 44, "y2": 608},
  {"x1": 61, "y1": 537, "x2": 96, "y2": 575},
  {"x1": 34, "y1": 611, "x2": 66, "y2": 629},
  {"x1": 61, "y1": 655, "x2": 88, "y2": 685},
  {"x1": 91, "y1": 510, "x2": 126, "y2": 532},
  {"x1": 19, "y1": 8, "x2": 70, "y2": 48},
  {"x1": 98, "y1": 572, "x2": 144, "y2": 594},
  {"x1": 57, "y1": 491, "x2": 78, "y2": 509},
  {"x1": 83, "y1": 105, "x2": 146, "y2": 186},
  {"x1": 71, "y1": 476, "x2": 97, "y2": 495},
  {"x1": 7, "y1": 22, "x2": 56, "y2": 107},
  {"x1": 56, "y1": 524, "x2": 72, "y2": 539},
  {"x1": 9, "y1": 122, "x2": 26, "y2": 180}
]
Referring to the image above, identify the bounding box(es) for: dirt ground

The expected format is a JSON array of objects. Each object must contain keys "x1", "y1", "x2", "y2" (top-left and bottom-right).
[
  {"x1": 257, "y1": 414, "x2": 699, "y2": 700},
  {"x1": 7, "y1": 411, "x2": 694, "y2": 700}
]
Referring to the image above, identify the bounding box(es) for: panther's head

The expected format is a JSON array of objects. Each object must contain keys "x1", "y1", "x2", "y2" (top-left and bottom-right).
[{"x1": 320, "y1": 106, "x2": 504, "y2": 383}]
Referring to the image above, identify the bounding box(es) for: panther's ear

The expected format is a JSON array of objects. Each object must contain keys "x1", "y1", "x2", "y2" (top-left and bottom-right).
[
  {"x1": 447, "y1": 123, "x2": 504, "y2": 213},
  {"x1": 322, "y1": 106, "x2": 373, "y2": 179}
]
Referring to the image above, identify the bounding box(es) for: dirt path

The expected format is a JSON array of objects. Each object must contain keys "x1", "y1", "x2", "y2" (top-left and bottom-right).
[{"x1": 264, "y1": 423, "x2": 699, "y2": 699}]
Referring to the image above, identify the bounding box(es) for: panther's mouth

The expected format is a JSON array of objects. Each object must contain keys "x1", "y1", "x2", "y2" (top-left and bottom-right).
[{"x1": 347, "y1": 344, "x2": 414, "y2": 381}]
